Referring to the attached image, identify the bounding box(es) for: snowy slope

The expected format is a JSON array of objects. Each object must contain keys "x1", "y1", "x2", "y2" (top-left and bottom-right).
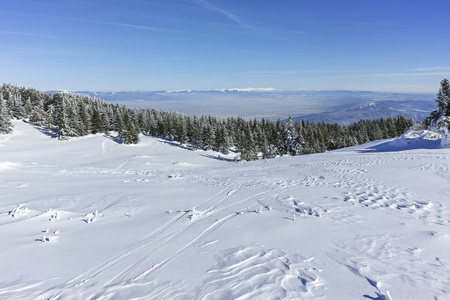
[{"x1": 1, "y1": 121, "x2": 450, "y2": 300}]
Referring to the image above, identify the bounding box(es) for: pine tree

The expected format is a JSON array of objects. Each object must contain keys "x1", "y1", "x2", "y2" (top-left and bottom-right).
[
  {"x1": 202, "y1": 123, "x2": 215, "y2": 150},
  {"x1": 0, "y1": 93, "x2": 13, "y2": 134},
  {"x1": 272, "y1": 119, "x2": 284, "y2": 156},
  {"x1": 91, "y1": 107, "x2": 103, "y2": 134},
  {"x1": 119, "y1": 111, "x2": 139, "y2": 144},
  {"x1": 22, "y1": 97, "x2": 33, "y2": 118},
  {"x1": 9, "y1": 88, "x2": 25, "y2": 119},
  {"x1": 29, "y1": 97, "x2": 48, "y2": 127},
  {"x1": 385, "y1": 118, "x2": 397, "y2": 138},
  {"x1": 144, "y1": 109, "x2": 157, "y2": 135},
  {"x1": 77, "y1": 100, "x2": 91, "y2": 135},
  {"x1": 427, "y1": 79, "x2": 449, "y2": 126},
  {"x1": 53, "y1": 93, "x2": 71, "y2": 140},
  {"x1": 214, "y1": 124, "x2": 231, "y2": 154},
  {"x1": 237, "y1": 124, "x2": 258, "y2": 161},
  {"x1": 294, "y1": 124, "x2": 305, "y2": 154},
  {"x1": 255, "y1": 126, "x2": 269, "y2": 159},
  {"x1": 284, "y1": 117, "x2": 297, "y2": 155},
  {"x1": 66, "y1": 100, "x2": 81, "y2": 137},
  {"x1": 176, "y1": 115, "x2": 189, "y2": 144}
]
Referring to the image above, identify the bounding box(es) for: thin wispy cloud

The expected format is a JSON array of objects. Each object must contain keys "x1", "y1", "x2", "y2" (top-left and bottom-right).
[
  {"x1": 247, "y1": 67, "x2": 363, "y2": 76},
  {"x1": 189, "y1": 1, "x2": 315, "y2": 47},
  {"x1": 0, "y1": 9, "x2": 181, "y2": 34},
  {"x1": 65, "y1": 17, "x2": 182, "y2": 34},
  {"x1": 101, "y1": 21, "x2": 181, "y2": 33},
  {"x1": 246, "y1": 67, "x2": 450, "y2": 79},
  {"x1": 411, "y1": 67, "x2": 450, "y2": 72},
  {"x1": 0, "y1": 31, "x2": 60, "y2": 38},
  {"x1": 247, "y1": 70, "x2": 316, "y2": 77},
  {"x1": 343, "y1": 72, "x2": 450, "y2": 77},
  {"x1": 191, "y1": 0, "x2": 252, "y2": 29},
  {"x1": 330, "y1": 19, "x2": 402, "y2": 28}
]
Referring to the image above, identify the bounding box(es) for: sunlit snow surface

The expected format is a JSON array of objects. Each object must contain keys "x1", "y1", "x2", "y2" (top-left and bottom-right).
[{"x1": 1, "y1": 121, "x2": 450, "y2": 299}]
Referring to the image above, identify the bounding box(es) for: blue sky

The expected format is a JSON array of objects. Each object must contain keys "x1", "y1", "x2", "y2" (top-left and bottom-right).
[{"x1": 1, "y1": 0, "x2": 449, "y2": 92}]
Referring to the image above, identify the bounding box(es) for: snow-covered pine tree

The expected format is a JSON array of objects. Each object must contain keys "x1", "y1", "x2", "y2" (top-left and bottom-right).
[
  {"x1": 29, "y1": 96, "x2": 49, "y2": 127},
  {"x1": 284, "y1": 116, "x2": 297, "y2": 155},
  {"x1": 77, "y1": 100, "x2": 91, "y2": 136},
  {"x1": 191, "y1": 118, "x2": 202, "y2": 150},
  {"x1": 254, "y1": 126, "x2": 269, "y2": 159},
  {"x1": 201, "y1": 123, "x2": 215, "y2": 150},
  {"x1": 119, "y1": 110, "x2": 139, "y2": 144},
  {"x1": 91, "y1": 106, "x2": 104, "y2": 134},
  {"x1": 176, "y1": 115, "x2": 189, "y2": 145},
  {"x1": 12, "y1": 92, "x2": 25, "y2": 119},
  {"x1": 294, "y1": 123, "x2": 305, "y2": 154},
  {"x1": 53, "y1": 93, "x2": 71, "y2": 140},
  {"x1": 423, "y1": 79, "x2": 450, "y2": 148},
  {"x1": 237, "y1": 124, "x2": 258, "y2": 161},
  {"x1": 426, "y1": 79, "x2": 450, "y2": 130},
  {"x1": 113, "y1": 104, "x2": 124, "y2": 134},
  {"x1": 136, "y1": 110, "x2": 146, "y2": 132},
  {"x1": 0, "y1": 93, "x2": 13, "y2": 134},
  {"x1": 145, "y1": 109, "x2": 158, "y2": 135},
  {"x1": 272, "y1": 119, "x2": 285, "y2": 156},
  {"x1": 427, "y1": 80, "x2": 448, "y2": 123},
  {"x1": 385, "y1": 118, "x2": 398, "y2": 138},
  {"x1": 66, "y1": 98, "x2": 81, "y2": 137},
  {"x1": 214, "y1": 123, "x2": 231, "y2": 154},
  {"x1": 22, "y1": 97, "x2": 33, "y2": 118}
]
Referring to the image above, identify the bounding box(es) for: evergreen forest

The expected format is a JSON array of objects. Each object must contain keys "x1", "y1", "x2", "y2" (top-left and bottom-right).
[{"x1": 0, "y1": 83, "x2": 417, "y2": 161}]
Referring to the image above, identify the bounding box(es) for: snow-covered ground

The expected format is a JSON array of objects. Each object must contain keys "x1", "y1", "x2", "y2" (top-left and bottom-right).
[{"x1": 1, "y1": 121, "x2": 449, "y2": 300}]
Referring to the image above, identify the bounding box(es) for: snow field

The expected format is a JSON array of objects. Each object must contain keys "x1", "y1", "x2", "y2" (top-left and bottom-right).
[{"x1": 0, "y1": 120, "x2": 450, "y2": 299}]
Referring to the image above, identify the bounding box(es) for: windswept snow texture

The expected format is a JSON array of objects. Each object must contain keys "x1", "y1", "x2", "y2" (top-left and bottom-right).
[{"x1": 1, "y1": 121, "x2": 450, "y2": 300}]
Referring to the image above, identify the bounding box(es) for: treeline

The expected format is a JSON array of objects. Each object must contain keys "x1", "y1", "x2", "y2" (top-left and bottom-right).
[{"x1": 0, "y1": 83, "x2": 414, "y2": 161}]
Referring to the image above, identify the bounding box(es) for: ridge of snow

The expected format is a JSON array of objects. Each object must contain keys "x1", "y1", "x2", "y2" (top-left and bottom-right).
[
  {"x1": 359, "y1": 101, "x2": 377, "y2": 109},
  {"x1": 214, "y1": 87, "x2": 278, "y2": 92},
  {"x1": 56, "y1": 89, "x2": 78, "y2": 93},
  {"x1": 392, "y1": 129, "x2": 444, "y2": 148},
  {"x1": 165, "y1": 89, "x2": 193, "y2": 93}
]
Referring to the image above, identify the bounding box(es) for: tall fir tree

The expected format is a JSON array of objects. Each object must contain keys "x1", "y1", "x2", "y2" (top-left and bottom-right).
[
  {"x1": 119, "y1": 110, "x2": 139, "y2": 144},
  {"x1": 0, "y1": 93, "x2": 13, "y2": 134},
  {"x1": 426, "y1": 79, "x2": 450, "y2": 129},
  {"x1": 284, "y1": 117, "x2": 297, "y2": 155},
  {"x1": 53, "y1": 93, "x2": 71, "y2": 140}
]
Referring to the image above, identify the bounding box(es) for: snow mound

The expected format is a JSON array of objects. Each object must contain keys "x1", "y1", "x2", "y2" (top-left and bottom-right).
[
  {"x1": 0, "y1": 161, "x2": 21, "y2": 172},
  {"x1": 366, "y1": 129, "x2": 442, "y2": 152},
  {"x1": 395, "y1": 130, "x2": 441, "y2": 147}
]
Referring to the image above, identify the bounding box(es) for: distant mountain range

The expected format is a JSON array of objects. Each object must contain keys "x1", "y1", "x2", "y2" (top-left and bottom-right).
[
  {"x1": 289, "y1": 100, "x2": 435, "y2": 125},
  {"x1": 51, "y1": 89, "x2": 436, "y2": 124}
]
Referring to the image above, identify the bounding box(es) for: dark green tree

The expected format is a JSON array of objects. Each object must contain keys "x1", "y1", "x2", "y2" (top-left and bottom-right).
[
  {"x1": 0, "y1": 93, "x2": 13, "y2": 134},
  {"x1": 426, "y1": 79, "x2": 450, "y2": 129},
  {"x1": 119, "y1": 111, "x2": 139, "y2": 144}
]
